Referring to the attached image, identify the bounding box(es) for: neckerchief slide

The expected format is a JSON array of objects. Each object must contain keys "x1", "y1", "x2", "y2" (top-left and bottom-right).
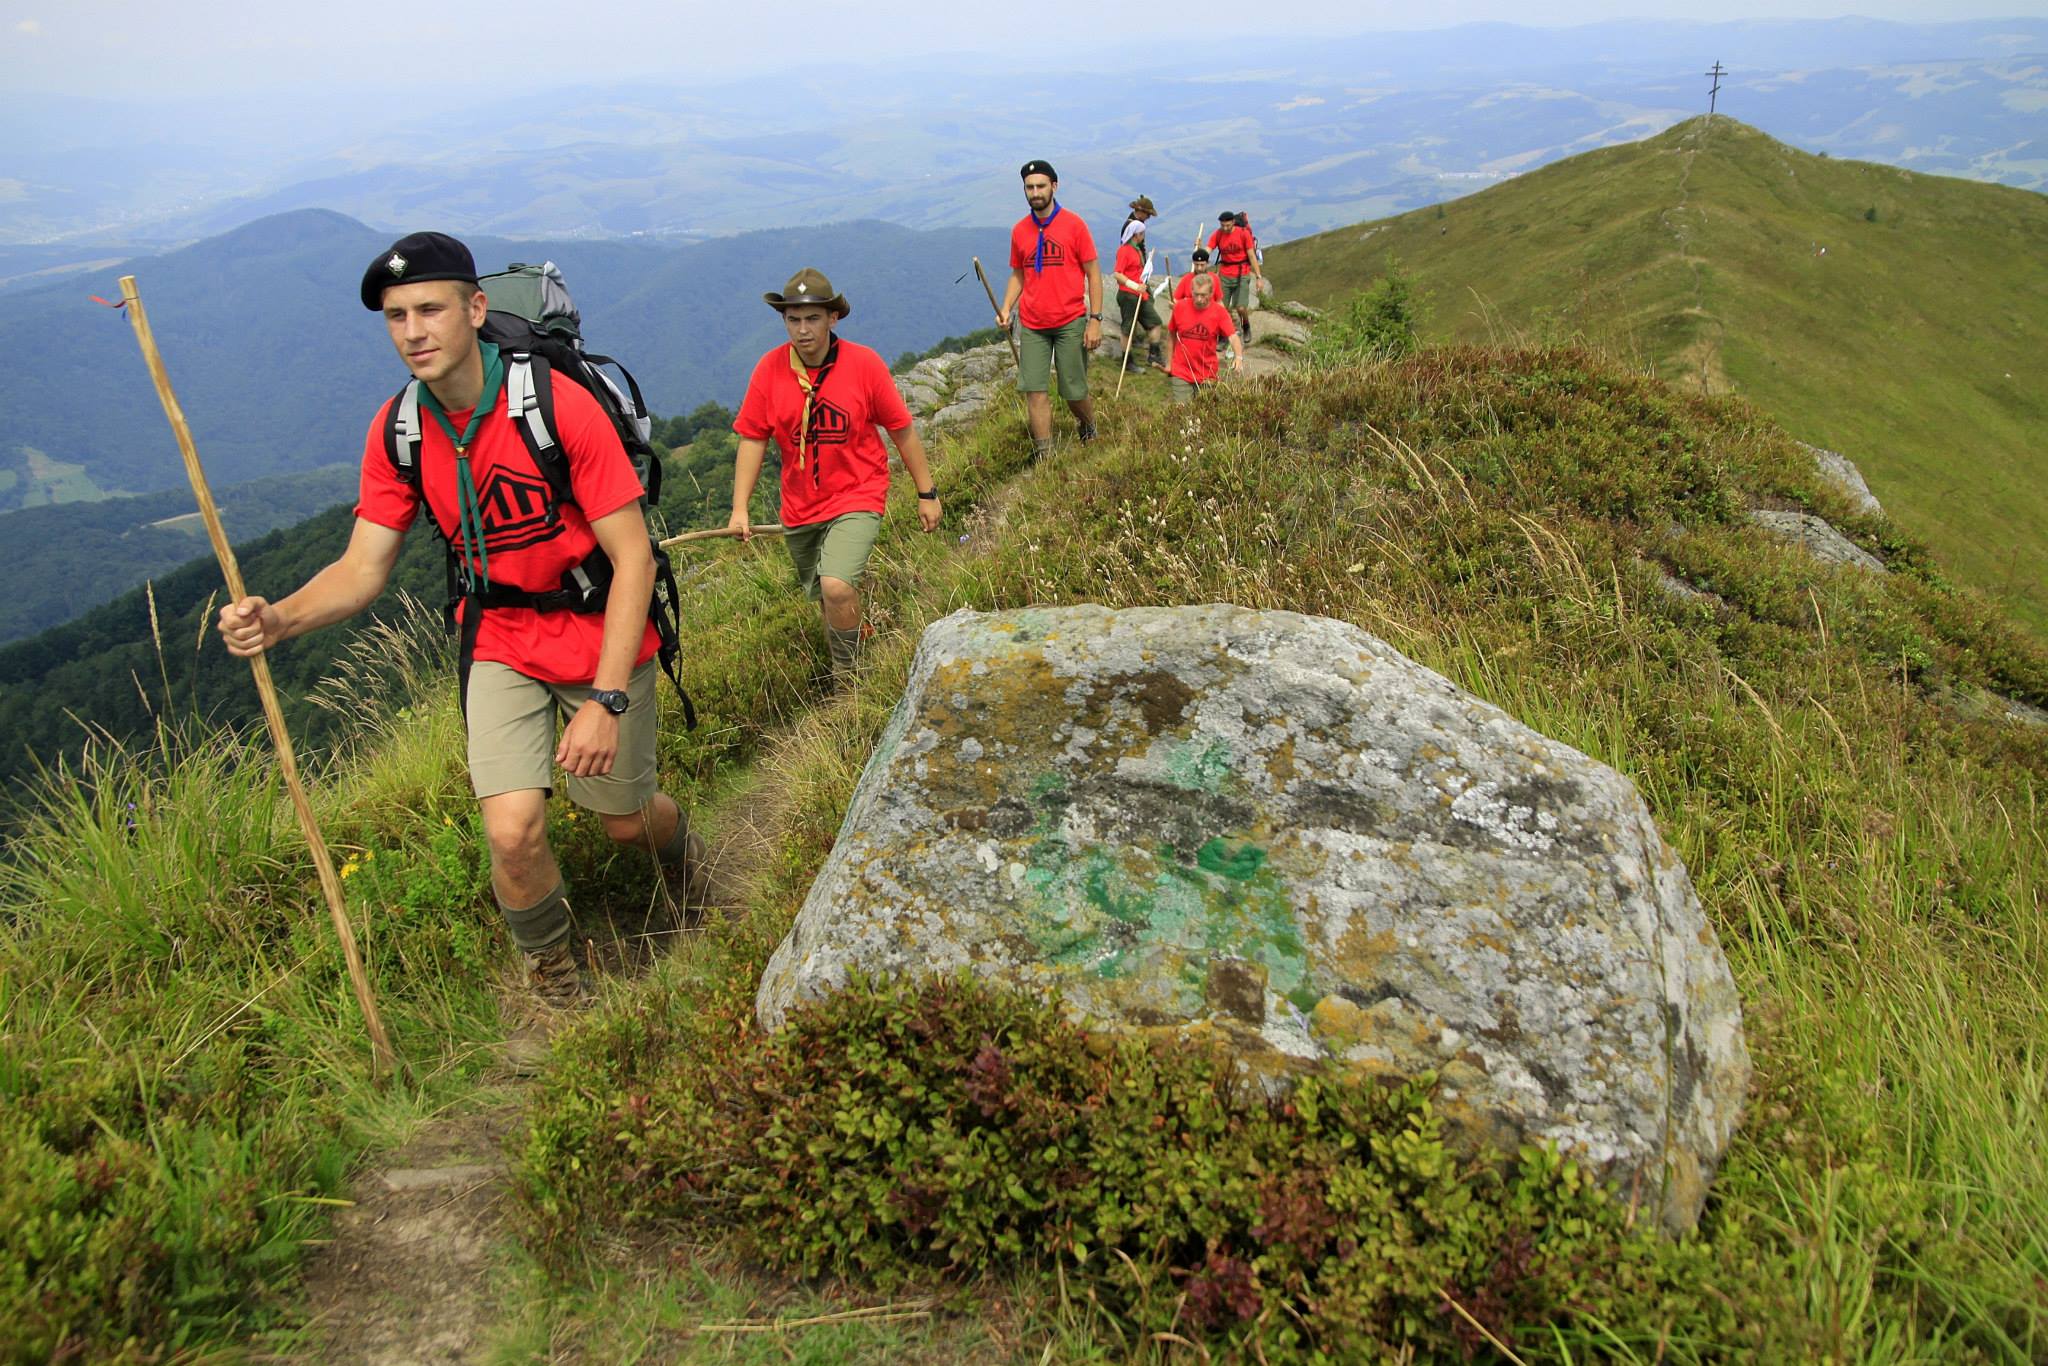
[
  {"x1": 418, "y1": 340, "x2": 508, "y2": 589},
  {"x1": 787, "y1": 335, "x2": 841, "y2": 484},
  {"x1": 1030, "y1": 202, "x2": 1062, "y2": 275}
]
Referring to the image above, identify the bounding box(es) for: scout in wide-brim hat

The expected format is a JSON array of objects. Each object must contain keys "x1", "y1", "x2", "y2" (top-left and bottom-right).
[
  {"x1": 764, "y1": 267, "x2": 850, "y2": 318},
  {"x1": 1128, "y1": 195, "x2": 1157, "y2": 216}
]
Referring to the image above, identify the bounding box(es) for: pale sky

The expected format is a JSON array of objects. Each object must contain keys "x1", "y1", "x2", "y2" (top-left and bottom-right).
[{"x1": 5, "y1": 1, "x2": 2048, "y2": 96}]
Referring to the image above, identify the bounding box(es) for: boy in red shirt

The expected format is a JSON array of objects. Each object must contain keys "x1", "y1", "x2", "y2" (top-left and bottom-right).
[
  {"x1": 1206, "y1": 211, "x2": 1263, "y2": 340},
  {"x1": 1167, "y1": 271, "x2": 1243, "y2": 405},
  {"x1": 1112, "y1": 217, "x2": 1165, "y2": 374},
  {"x1": 728, "y1": 269, "x2": 942, "y2": 680},
  {"x1": 217, "y1": 232, "x2": 706, "y2": 1009},
  {"x1": 994, "y1": 159, "x2": 1104, "y2": 462}
]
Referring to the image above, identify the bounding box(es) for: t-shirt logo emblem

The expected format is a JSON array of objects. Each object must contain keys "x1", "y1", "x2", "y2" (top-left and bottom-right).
[
  {"x1": 808, "y1": 398, "x2": 852, "y2": 445},
  {"x1": 1037, "y1": 239, "x2": 1068, "y2": 267},
  {"x1": 386, "y1": 252, "x2": 407, "y2": 277},
  {"x1": 474, "y1": 468, "x2": 563, "y2": 553}
]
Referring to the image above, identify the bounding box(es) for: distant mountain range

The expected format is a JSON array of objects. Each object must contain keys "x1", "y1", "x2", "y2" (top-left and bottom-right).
[
  {"x1": 0, "y1": 213, "x2": 1001, "y2": 510},
  {"x1": 2, "y1": 19, "x2": 2041, "y2": 269},
  {"x1": 1270, "y1": 117, "x2": 2048, "y2": 637}
]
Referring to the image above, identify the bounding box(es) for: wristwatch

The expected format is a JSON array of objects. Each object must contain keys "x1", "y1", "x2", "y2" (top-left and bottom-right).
[
  {"x1": 1087, "y1": 311, "x2": 1104, "y2": 320},
  {"x1": 917, "y1": 488, "x2": 939, "y2": 501},
  {"x1": 588, "y1": 688, "x2": 630, "y2": 715}
]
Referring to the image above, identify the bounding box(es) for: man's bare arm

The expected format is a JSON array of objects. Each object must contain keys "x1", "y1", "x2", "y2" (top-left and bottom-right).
[{"x1": 217, "y1": 517, "x2": 406, "y2": 656}]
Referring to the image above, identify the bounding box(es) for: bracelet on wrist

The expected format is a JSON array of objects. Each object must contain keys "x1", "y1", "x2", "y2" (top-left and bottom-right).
[{"x1": 917, "y1": 489, "x2": 939, "y2": 500}]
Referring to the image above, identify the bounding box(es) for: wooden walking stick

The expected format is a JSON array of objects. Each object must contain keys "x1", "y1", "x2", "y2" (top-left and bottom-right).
[
  {"x1": 972, "y1": 256, "x2": 1031, "y2": 423},
  {"x1": 659, "y1": 523, "x2": 786, "y2": 549},
  {"x1": 115, "y1": 275, "x2": 399, "y2": 1083},
  {"x1": 972, "y1": 257, "x2": 1023, "y2": 372}
]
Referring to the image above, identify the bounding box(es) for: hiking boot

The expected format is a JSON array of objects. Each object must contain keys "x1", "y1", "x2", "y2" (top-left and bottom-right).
[
  {"x1": 524, "y1": 939, "x2": 588, "y2": 1009},
  {"x1": 1077, "y1": 423, "x2": 1098, "y2": 444},
  {"x1": 660, "y1": 829, "x2": 713, "y2": 919},
  {"x1": 1147, "y1": 344, "x2": 1164, "y2": 370},
  {"x1": 1241, "y1": 317, "x2": 1254, "y2": 341}
]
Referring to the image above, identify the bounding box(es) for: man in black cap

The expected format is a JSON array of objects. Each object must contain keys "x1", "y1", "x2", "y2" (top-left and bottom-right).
[
  {"x1": 995, "y1": 159, "x2": 1103, "y2": 461},
  {"x1": 1207, "y1": 210, "x2": 1262, "y2": 340},
  {"x1": 218, "y1": 230, "x2": 707, "y2": 1010}
]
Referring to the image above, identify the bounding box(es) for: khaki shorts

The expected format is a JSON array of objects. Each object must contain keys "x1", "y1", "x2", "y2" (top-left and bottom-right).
[
  {"x1": 784, "y1": 510, "x2": 883, "y2": 601},
  {"x1": 1017, "y1": 317, "x2": 1090, "y2": 401},
  {"x1": 465, "y1": 658, "x2": 660, "y2": 813},
  {"x1": 1220, "y1": 273, "x2": 1256, "y2": 312},
  {"x1": 1169, "y1": 376, "x2": 1211, "y2": 405}
]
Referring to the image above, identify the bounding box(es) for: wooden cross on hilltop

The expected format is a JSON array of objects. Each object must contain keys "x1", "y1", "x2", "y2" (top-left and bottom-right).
[{"x1": 1706, "y1": 61, "x2": 1727, "y2": 118}]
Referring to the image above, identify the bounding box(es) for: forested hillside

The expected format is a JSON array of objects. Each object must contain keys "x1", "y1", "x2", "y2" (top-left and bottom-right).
[{"x1": 0, "y1": 417, "x2": 761, "y2": 794}]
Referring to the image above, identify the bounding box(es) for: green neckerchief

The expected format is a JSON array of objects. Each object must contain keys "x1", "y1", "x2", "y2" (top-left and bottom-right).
[{"x1": 417, "y1": 340, "x2": 506, "y2": 588}]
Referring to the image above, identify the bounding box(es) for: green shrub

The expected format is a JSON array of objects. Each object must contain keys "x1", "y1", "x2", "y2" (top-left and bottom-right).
[
  {"x1": 521, "y1": 972, "x2": 1734, "y2": 1359},
  {"x1": 1307, "y1": 266, "x2": 1422, "y2": 367}
]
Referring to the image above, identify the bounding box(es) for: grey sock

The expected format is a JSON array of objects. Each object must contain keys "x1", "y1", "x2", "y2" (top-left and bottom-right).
[
  {"x1": 655, "y1": 810, "x2": 695, "y2": 866},
  {"x1": 827, "y1": 624, "x2": 864, "y2": 671},
  {"x1": 501, "y1": 882, "x2": 572, "y2": 951},
  {"x1": 1032, "y1": 436, "x2": 1054, "y2": 462}
]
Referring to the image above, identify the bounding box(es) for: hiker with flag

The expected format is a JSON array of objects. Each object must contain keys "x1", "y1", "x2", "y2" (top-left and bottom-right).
[
  {"x1": 994, "y1": 159, "x2": 1103, "y2": 461},
  {"x1": 727, "y1": 269, "x2": 942, "y2": 682},
  {"x1": 1166, "y1": 270, "x2": 1243, "y2": 405},
  {"x1": 216, "y1": 231, "x2": 708, "y2": 1010},
  {"x1": 1207, "y1": 210, "x2": 1262, "y2": 340},
  {"x1": 1112, "y1": 217, "x2": 1165, "y2": 374}
]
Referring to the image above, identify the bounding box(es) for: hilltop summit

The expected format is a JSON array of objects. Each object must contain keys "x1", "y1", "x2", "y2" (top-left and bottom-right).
[{"x1": 1271, "y1": 116, "x2": 2048, "y2": 635}]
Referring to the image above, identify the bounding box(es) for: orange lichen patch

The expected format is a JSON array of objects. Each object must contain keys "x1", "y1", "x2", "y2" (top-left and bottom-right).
[
  {"x1": 1264, "y1": 732, "x2": 1300, "y2": 789},
  {"x1": 1331, "y1": 925, "x2": 1400, "y2": 985},
  {"x1": 1311, "y1": 994, "x2": 1374, "y2": 1046}
]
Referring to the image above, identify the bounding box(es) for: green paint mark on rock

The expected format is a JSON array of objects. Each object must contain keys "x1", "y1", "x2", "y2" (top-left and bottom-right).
[
  {"x1": 1165, "y1": 736, "x2": 1234, "y2": 794},
  {"x1": 1197, "y1": 838, "x2": 1266, "y2": 881}
]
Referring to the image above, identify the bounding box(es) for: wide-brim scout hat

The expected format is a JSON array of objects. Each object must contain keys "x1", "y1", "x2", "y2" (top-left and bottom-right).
[
  {"x1": 764, "y1": 267, "x2": 850, "y2": 319},
  {"x1": 1129, "y1": 195, "x2": 1157, "y2": 215},
  {"x1": 360, "y1": 231, "x2": 478, "y2": 310}
]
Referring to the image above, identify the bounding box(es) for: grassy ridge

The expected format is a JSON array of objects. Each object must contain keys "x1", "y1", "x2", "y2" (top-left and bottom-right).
[
  {"x1": 5, "y1": 338, "x2": 2045, "y2": 1359},
  {"x1": 516, "y1": 346, "x2": 2047, "y2": 1359},
  {"x1": 1268, "y1": 117, "x2": 2048, "y2": 637}
]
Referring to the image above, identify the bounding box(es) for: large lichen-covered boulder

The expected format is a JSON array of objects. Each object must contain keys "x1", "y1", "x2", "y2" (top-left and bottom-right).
[{"x1": 757, "y1": 604, "x2": 1750, "y2": 1231}]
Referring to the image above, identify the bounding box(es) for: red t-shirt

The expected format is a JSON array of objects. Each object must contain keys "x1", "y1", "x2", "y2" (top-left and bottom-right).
[
  {"x1": 733, "y1": 338, "x2": 912, "y2": 529},
  {"x1": 1207, "y1": 226, "x2": 1256, "y2": 277},
  {"x1": 1168, "y1": 298, "x2": 1238, "y2": 384},
  {"x1": 1113, "y1": 242, "x2": 1146, "y2": 297},
  {"x1": 1009, "y1": 207, "x2": 1097, "y2": 331},
  {"x1": 356, "y1": 374, "x2": 659, "y2": 685}
]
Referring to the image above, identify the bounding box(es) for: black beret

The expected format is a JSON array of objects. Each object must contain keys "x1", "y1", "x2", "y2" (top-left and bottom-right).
[
  {"x1": 360, "y1": 231, "x2": 479, "y2": 310},
  {"x1": 1019, "y1": 159, "x2": 1058, "y2": 182},
  {"x1": 1218, "y1": 211, "x2": 1235, "y2": 223}
]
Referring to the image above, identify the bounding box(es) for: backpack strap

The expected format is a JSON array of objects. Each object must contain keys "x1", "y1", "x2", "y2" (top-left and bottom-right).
[
  {"x1": 504, "y1": 352, "x2": 575, "y2": 508},
  {"x1": 388, "y1": 379, "x2": 426, "y2": 486}
]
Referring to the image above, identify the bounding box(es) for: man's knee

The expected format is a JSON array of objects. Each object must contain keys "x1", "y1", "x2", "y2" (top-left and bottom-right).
[
  {"x1": 481, "y1": 794, "x2": 550, "y2": 873},
  {"x1": 599, "y1": 809, "x2": 647, "y2": 845},
  {"x1": 818, "y1": 575, "x2": 859, "y2": 611}
]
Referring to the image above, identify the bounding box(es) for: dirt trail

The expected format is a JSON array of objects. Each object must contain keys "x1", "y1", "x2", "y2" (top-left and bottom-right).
[{"x1": 295, "y1": 850, "x2": 743, "y2": 1364}]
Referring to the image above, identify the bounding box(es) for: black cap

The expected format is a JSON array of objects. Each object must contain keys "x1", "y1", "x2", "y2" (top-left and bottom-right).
[
  {"x1": 1191, "y1": 248, "x2": 1211, "y2": 261},
  {"x1": 1218, "y1": 212, "x2": 1234, "y2": 223},
  {"x1": 1019, "y1": 158, "x2": 1058, "y2": 182},
  {"x1": 360, "y1": 231, "x2": 479, "y2": 310}
]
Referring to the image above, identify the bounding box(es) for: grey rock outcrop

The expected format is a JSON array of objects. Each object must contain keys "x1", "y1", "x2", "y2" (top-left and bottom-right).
[
  {"x1": 757, "y1": 604, "x2": 1751, "y2": 1232},
  {"x1": 1747, "y1": 509, "x2": 1886, "y2": 573},
  {"x1": 1797, "y1": 442, "x2": 1884, "y2": 518}
]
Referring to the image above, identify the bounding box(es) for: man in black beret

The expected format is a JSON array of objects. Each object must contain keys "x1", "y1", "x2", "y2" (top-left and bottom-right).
[
  {"x1": 994, "y1": 159, "x2": 1103, "y2": 461},
  {"x1": 219, "y1": 231, "x2": 707, "y2": 1011}
]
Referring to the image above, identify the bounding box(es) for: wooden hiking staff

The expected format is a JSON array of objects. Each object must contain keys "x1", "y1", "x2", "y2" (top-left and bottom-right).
[
  {"x1": 659, "y1": 523, "x2": 785, "y2": 549},
  {"x1": 115, "y1": 275, "x2": 399, "y2": 1083},
  {"x1": 972, "y1": 256, "x2": 1023, "y2": 372}
]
